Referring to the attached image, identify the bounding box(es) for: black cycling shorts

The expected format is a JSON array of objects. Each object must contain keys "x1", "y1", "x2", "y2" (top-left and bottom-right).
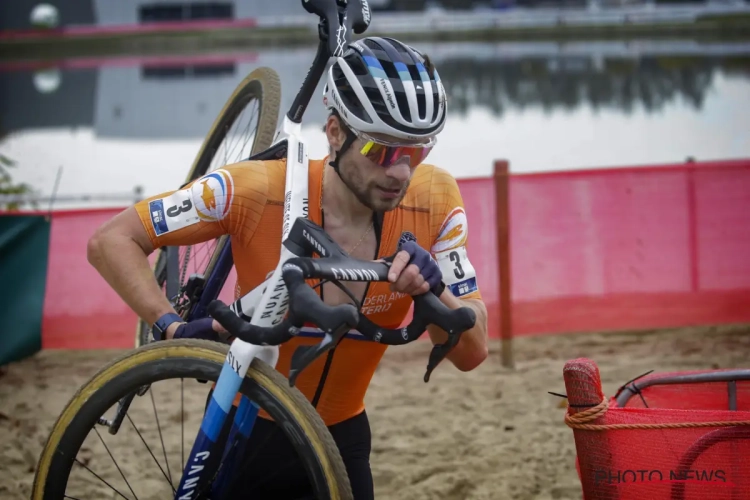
[{"x1": 213, "y1": 397, "x2": 374, "y2": 500}]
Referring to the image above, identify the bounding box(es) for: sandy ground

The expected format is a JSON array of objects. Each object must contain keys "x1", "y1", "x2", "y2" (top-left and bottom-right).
[{"x1": 1, "y1": 324, "x2": 749, "y2": 499}]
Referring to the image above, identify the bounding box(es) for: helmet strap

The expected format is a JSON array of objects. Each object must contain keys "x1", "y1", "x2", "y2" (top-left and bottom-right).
[{"x1": 328, "y1": 130, "x2": 357, "y2": 181}]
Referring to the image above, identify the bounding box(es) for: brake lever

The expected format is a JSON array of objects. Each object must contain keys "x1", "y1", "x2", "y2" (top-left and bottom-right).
[
  {"x1": 413, "y1": 293, "x2": 477, "y2": 382},
  {"x1": 288, "y1": 320, "x2": 353, "y2": 387},
  {"x1": 343, "y1": 0, "x2": 371, "y2": 35},
  {"x1": 424, "y1": 334, "x2": 463, "y2": 383}
]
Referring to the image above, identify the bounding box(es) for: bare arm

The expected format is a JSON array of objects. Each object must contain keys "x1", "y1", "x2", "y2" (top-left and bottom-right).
[
  {"x1": 426, "y1": 291, "x2": 488, "y2": 372},
  {"x1": 87, "y1": 206, "x2": 183, "y2": 334},
  {"x1": 88, "y1": 162, "x2": 267, "y2": 339},
  {"x1": 417, "y1": 167, "x2": 488, "y2": 371}
]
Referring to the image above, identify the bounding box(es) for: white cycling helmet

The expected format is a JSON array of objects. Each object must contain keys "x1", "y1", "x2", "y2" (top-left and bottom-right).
[{"x1": 323, "y1": 36, "x2": 447, "y2": 142}]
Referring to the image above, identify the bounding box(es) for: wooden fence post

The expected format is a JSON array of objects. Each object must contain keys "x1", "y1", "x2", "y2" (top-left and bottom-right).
[{"x1": 494, "y1": 160, "x2": 514, "y2": 369}]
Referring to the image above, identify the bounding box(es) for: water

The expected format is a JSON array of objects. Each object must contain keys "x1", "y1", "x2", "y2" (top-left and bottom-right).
[{"x1": 2, "y1": 40, "x2": 750, "y2": 209}]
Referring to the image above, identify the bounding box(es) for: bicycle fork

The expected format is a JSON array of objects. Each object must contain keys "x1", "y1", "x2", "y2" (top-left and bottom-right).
[{"x1": 174, "y1": 340, "x2": 278, "y2": 499}]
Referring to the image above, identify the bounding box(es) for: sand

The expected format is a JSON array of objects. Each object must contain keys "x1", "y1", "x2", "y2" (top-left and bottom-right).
[{"x1": 1, "y1": 324, "x2": 748, "y2": 499}]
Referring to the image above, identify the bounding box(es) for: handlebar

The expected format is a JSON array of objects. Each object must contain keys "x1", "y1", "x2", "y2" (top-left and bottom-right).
[{"x1": 207, "y1": 218, "x2": 477, "y2": 385}]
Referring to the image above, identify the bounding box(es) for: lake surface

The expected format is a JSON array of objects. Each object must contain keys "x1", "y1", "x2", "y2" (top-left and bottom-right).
[{"x1": 2, "y1": 40, "x2": 750, "y2": 209}]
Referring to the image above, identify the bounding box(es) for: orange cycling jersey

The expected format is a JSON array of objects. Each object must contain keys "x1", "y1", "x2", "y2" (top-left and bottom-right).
[{"x1": 135, "y1": 157, "x2": 481, "y2": 426}]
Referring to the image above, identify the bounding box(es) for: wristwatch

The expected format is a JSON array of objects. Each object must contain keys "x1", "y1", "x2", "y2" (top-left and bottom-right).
[{"x1": 152, "y1": 312, "x2": 184, "y2": 341}]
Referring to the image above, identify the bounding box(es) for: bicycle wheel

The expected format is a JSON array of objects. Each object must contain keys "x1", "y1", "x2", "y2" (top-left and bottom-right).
[
  {"x1": 32, "y1": 339, "x2": 352, "y2": 499},
  {"x1": 136, "y1": 67, "x2": 281, "y2": 347}
]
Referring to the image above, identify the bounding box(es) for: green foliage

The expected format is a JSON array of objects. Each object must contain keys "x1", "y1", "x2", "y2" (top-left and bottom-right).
[{"x1": 0, "y1": 155, "x2": 37, "y2": 210}]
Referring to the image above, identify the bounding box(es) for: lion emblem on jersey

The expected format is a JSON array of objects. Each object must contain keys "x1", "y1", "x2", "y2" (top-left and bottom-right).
[
  {"x1": 191, "y1": 168, "x2": 234, "y2": 222},
  {"x1": 432, "y1": 207, "x2": 468, "y2": 253}
]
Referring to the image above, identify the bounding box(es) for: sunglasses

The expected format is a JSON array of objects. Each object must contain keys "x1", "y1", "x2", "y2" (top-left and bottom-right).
[{"x1": 355, "y1": 133, "x2": 436, "y2": 169}]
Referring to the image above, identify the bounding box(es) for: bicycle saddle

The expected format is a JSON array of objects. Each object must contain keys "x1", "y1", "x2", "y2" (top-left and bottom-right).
[{"x1": 302, "y1": 0, "x2": 372, "y2": 56}]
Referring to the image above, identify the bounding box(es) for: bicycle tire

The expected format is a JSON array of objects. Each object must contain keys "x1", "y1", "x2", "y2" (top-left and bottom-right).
[
  {"x1": 135, "y1": 67, "x2": 282, "y2": 347},
  {"x1": 32, "y1": 339, "x2": 352, "y2": 500}
]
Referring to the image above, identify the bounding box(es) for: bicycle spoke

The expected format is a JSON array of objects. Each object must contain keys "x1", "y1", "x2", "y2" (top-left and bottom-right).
[
  {"x1": 181, "y1": 378, "x2": 185, "y2": 474},
  {"x1": 219, "y1": 124, "x2": 235, "y2": 169},
  {"x1": 222, "y1": 101, "x2": 258, "y2": 167},
  {"x1": 223, "y1": 131, "x2": 236, "y2": 166},
  {"x1": 238, "y1": 106, "x2": 260, "y2": 156},
  {"x1": 149, "y1": 389, "x2": 173, "y2": 485},
  {"x1": 220, "y1": 124, "x2": 231, "y2": 167},
  {"x1": 191, "y1": 247, "x2": 213, "y2": 275},
  {"x1": 179, "y1": 246, "x2": 190, "y2": 289},
  {"x1": 180, "y1": 241, "x2": 214, "y2": 285},
  {"x1": 227, "y1": 108, "x2": 256, "y2": 161},
  {"x1": 125, "y1": 414, "x2": 175, "y2": 494},
  {"x1": 224, "y1": 119, "x2": 244, "y2": 166},
  {"x1": 94, "y1": 426, "x2": 139, "y2": 500},
  {"x1": 237, "y1": 108, "x2": 259, "y2": 159},
  {"x1": 71, "y1": 454, "x2": 131, "y2": 500}
]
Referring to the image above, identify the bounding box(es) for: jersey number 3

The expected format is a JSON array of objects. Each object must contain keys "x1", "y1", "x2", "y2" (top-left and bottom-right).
[
  {"x1": 167, "y1": 199, "x2": 193, "y2": 218},
  {"x1": 449, "y1": 251, "x2": 465, "y2": 279}
]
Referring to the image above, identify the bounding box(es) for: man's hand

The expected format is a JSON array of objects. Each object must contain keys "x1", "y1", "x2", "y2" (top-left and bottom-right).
[
  {"x1": 165, "y1": 317, "x2": 230, "y2": 342},
  {"x1": 386, "y1": 240, "x2": 442, "y2": 296}
]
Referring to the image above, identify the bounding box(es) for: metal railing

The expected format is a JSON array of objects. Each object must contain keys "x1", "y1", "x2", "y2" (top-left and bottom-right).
[
  {"x1": 255, "y1": 2, "x2": 750, "y2": 32},
  {"x1": 0, "y1": 190, "x2": 144, "y2": 209}
]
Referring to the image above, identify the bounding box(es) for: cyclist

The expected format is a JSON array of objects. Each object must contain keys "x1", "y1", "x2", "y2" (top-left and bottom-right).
[{"x1": 88, "y1": 36, "x2": 488, "y2": 499}]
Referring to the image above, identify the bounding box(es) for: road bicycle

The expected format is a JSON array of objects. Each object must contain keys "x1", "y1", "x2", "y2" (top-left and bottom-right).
[{"x1": 32, "y1": 0, "x2": 476, "y2": 498}]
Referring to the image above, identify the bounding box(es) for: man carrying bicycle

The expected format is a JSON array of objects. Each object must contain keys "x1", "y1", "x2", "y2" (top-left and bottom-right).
[{"x1": 88, "y1": 36, "x2": 489, "y2": 499}]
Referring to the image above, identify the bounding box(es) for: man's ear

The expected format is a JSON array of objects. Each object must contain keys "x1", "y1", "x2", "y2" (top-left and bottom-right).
[{"x1": 325, "y1": 114, "x2": 347, "y2": 151}]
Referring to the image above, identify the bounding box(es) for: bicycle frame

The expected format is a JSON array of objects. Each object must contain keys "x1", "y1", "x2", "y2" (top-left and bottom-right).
[{"x1": 173, "y1": 28, "x2": 345, "y2": 500}]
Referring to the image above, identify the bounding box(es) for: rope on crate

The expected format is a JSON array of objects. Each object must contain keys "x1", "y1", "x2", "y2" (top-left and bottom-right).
[{"x1": 565, "y1": 398, "x2": 750, "y2": 431}]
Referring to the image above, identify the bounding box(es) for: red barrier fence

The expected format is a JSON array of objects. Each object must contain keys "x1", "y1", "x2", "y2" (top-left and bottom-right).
[
  {"x1": 480, "y1": 158, "x2": 750, "y2": 351},
  {"x1": 39, "y1": 208, "x2": 237, "y2": 350},
  {"x1": 23, "y1": 157, "x2": 750, "y2": 350}
]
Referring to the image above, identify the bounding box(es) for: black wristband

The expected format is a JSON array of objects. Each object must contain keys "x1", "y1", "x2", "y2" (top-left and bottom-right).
[{"x1": 152, "y1": 312, "x2": 183, "y2": 341}]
